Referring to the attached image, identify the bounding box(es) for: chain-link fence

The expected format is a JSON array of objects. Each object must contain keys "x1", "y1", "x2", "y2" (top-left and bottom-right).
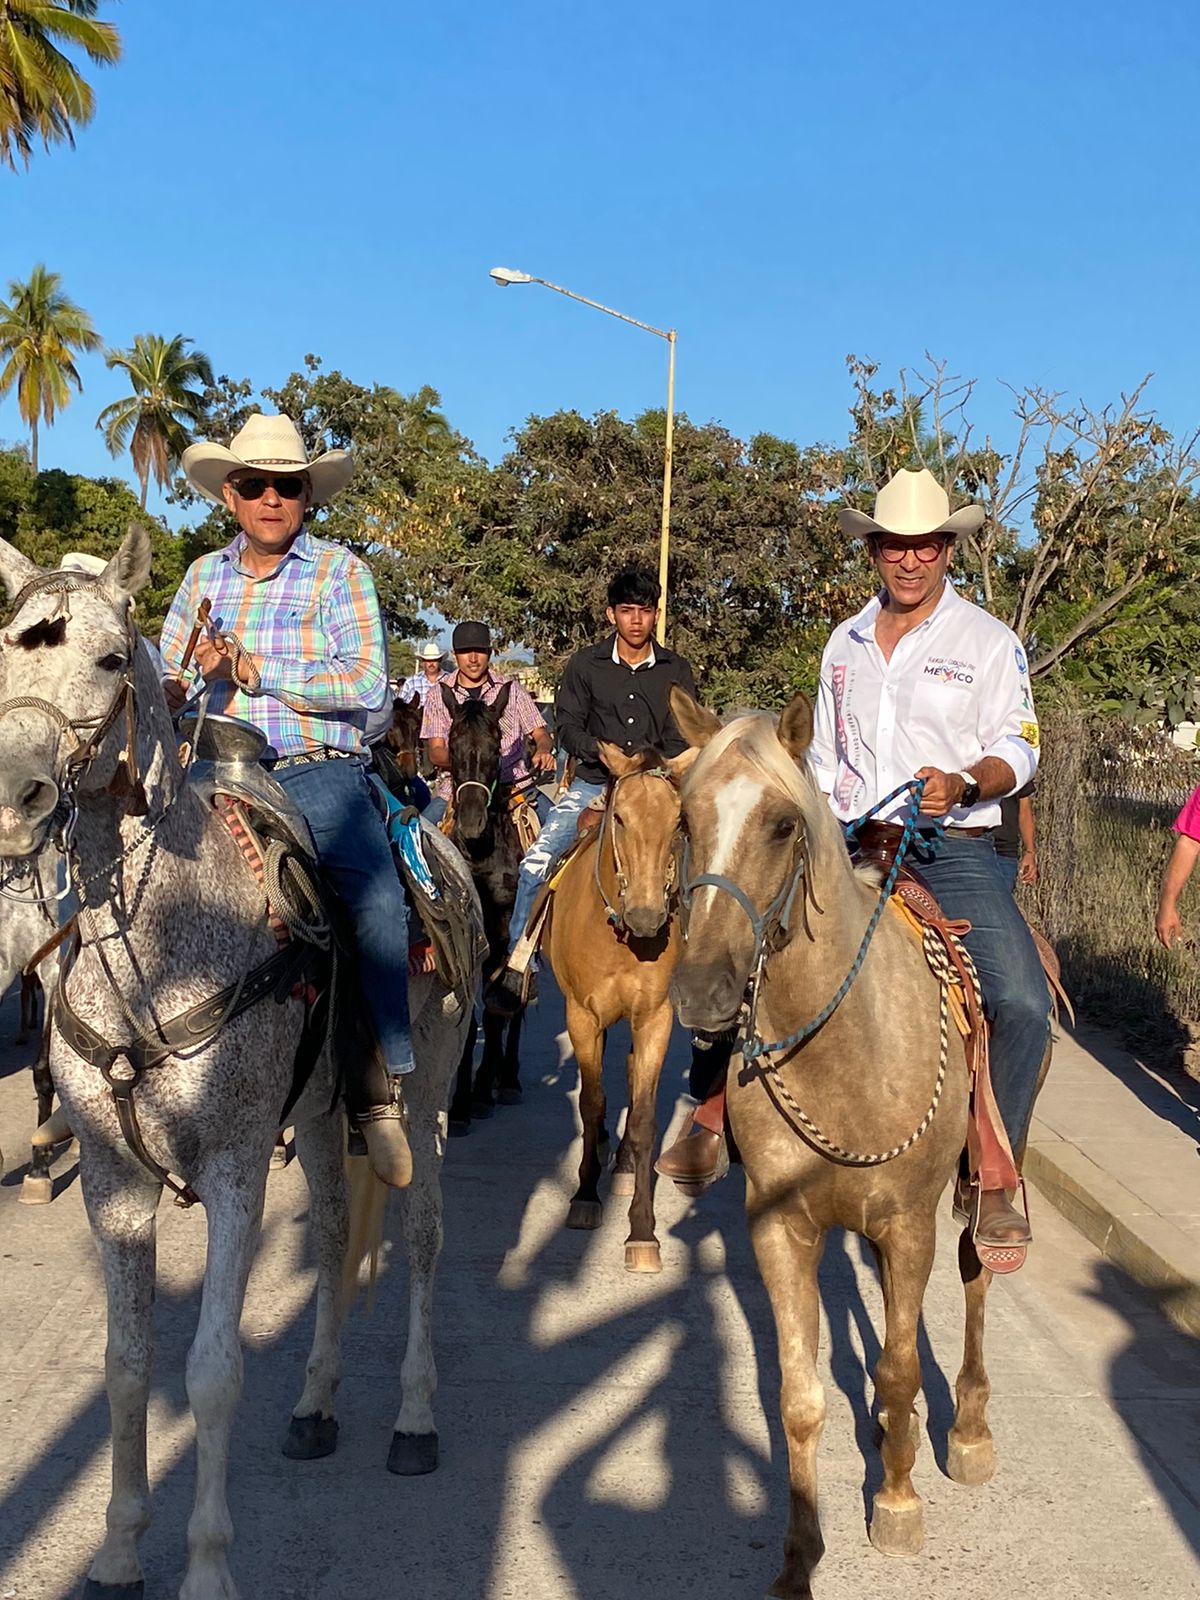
[{"x1": 1025, "y1": 712, "x2": 1200, "y2": 1064}]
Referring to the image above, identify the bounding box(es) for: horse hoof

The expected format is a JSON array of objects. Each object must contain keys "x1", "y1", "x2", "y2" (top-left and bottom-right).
[
  {"x1": 387, "y1": 1430, "x2": 438, "y2": 1475},
  {"x1": 19, "y1": 1173, "x2": 52, "y2": 1206},
  {"x1": 497, "y1": 1085, "x2": 523, "y2": 1106},
  {"x1": 610, "y1": 1170, "x2": 636, "y2": 1198},
  {"x1": 448, "y1": 1117, "x2": 471, "y2": 1138},
  {"x1": 81, "y1": 1582, "x2": 144, "y2": 1599},
  {"x1": 946, "y1": 1433, "x2": 996, "y2": 1486},
  {"x1": 281, "y1": 1412, "x2": 338, "y2": 1460},
  {"x1": 624, "y1": 1241, "x2": 662, "y2": 1273},
  {"x1": 869, "y1": 1499, "x2": 924, "y2": 1556},
  {"x1": 566, "y1": 1200, "x2": 602, "y2": 1230}
]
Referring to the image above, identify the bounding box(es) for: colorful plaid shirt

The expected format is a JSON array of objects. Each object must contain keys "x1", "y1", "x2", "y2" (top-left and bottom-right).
[
  {"x1": 159, "y1": 529, "x2": 388, "y2": 759},
  {"x1": 420, "y1": 669, "x2": 546, "y2": 802}
]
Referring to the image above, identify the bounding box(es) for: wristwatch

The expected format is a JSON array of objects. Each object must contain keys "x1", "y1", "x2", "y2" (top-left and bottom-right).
[{"x1": 956, "y1": 771, "x2": 981, "y2": 808}]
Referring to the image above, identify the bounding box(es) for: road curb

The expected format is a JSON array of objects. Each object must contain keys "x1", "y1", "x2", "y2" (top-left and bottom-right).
[{"x1": 1025, "y1": 1117, "x2": 1200, "y2": 1338}]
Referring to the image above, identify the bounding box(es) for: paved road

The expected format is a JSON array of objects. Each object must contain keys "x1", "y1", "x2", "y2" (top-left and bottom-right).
[{"x1": 1, "y1": 984, "x2": 1198, "y2": 1600}]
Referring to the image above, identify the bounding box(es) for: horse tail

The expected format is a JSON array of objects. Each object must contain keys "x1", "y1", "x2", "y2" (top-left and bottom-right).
[{"x1": 340, "y1": 1148, "x2": 388, "y2": 1318}]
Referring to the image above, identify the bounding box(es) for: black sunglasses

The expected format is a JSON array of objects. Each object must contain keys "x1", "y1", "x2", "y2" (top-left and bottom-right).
[{"x1": 231, "y1": 474, "x2": 307, "y2": 501}]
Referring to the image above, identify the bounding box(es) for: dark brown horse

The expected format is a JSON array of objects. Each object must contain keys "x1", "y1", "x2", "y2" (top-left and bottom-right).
[{"x1": 437, "y1": 685, "x2": 528, "y2": 1129}]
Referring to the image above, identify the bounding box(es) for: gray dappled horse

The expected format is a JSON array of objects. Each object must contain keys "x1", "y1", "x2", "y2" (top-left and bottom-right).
[
  {"x1": 0, "y1": 874, "x2": 63, "y2": 1197},
  {"x1": 0, "y1": 527, "x2": 480, "y2": 1600}
]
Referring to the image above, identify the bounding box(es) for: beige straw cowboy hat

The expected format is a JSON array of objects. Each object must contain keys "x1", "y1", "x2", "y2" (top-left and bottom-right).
[
  {"x1": 181, "y1": 412, "x2": 353, "y2": 507},
  {"x1": 417, "y1": 642, "x2": 445, "y2": 661},
  {"x1": 838, "y1": 467, "x2": 984, "y2": 540}
]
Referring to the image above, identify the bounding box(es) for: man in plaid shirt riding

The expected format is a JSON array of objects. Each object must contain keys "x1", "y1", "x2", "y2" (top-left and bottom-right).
[{"x1": 159, "y1": 412, "x2": 418, "y2": 1189}]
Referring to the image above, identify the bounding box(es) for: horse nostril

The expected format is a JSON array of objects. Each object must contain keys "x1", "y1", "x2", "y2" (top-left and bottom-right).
[{"x1": 19, "y1": 779, "x2": 53, "y2": 817}]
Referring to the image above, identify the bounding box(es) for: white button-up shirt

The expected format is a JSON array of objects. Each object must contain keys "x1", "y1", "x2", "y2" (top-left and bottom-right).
[{"x1": 809, "y1": 582, "x2": 1040, "y2": 827}]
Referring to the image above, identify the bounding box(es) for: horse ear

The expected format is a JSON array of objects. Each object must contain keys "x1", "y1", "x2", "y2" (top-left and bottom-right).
[
  {"x1": 491, "y1": 681, "x2": 512, "y2": 718},
  {"x1": 405, "y1": 692, "x2": 420, "y2": 711},
  {"x1": 100, "y1": 524, "x2": 153, "y2": 600},
  {"x1": 0, "y1": 536, "x2": 41, "y2": 601},
  {"x1": 777, "y1": 693, "x2": 814, "y2": 762},
  {"x1": 669, "y1": 685, "x2": 720, "y2": 748},
  {"x1": 598, "y1": 741, "x2": 639, "y2": 778},
  {"x1": 664, "y1": 746, "x2": 700, "y2": 782},
  {"x1": 440, "y1": 683, "x2": 459, "y2": 718}
]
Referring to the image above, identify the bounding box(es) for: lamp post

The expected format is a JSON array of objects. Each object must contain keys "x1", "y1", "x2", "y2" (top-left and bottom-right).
[{"x1": 489, "y1": 266, "x2": 676, "y2": 644}]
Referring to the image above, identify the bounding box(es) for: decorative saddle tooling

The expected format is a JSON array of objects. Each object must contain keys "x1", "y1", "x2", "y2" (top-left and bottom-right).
[{"x1": 55, "y1": 713, "x2": 484, "y2": 1208}]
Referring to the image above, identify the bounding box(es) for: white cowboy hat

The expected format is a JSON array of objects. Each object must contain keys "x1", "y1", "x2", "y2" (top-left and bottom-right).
[
  {"x1": 838, "y1": 467, "x2": 984, "y2": 539},
  {"x1": 181, "y1": 412, "x2": 353, "y2": 507},
  {"x1": 59, "y1": 551, "x2": 108, "y2": 576},
  {"x1": 417, "y1": 642, "x2": 444, "y2": 661}
]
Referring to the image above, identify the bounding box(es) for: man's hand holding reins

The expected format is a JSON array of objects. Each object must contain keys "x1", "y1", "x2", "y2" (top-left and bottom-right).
[
  {"x1": 195, "y1": 633, "x2": 258, "y2": 688},
  {"x1": 913, "y1": 766, "x2": 966, "y2": 814}
]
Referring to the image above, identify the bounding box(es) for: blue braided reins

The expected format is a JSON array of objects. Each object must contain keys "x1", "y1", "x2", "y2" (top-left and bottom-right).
[{"x1": 739, "y1": 778, "x2": 942, "y2": 1062}]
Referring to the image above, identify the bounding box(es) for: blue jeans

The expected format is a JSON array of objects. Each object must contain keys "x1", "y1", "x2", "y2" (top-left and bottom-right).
[
  {"x1": 507, "y1": 779, "x2": 606, "y2": 956},
  {"x1": 994, "y1": 852, "x2": 1019, "y2": 895},
  {"x1": 274, "y1": 755, "x2": 414, "y2": 1075},
  {"x1": 424, "y1": 795, "x2": 448, "y2": 826},
  {"x1": 915, "y1": 835, "x2": 1050, "y2": 1155}
]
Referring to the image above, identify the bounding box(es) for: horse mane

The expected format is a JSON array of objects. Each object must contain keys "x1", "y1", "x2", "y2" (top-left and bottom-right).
[{"x1": 687, "y1": 712, "x2": 853, "y2": 869}]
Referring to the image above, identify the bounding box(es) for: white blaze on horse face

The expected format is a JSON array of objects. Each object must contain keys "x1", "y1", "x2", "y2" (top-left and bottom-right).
[{"x1": 695, "y1": 772, "x2": 764, "y2": 914}]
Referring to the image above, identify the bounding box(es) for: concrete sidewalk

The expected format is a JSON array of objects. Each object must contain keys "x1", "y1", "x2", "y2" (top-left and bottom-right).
[{"x1": 1026, "y1": 1022, "x2": 1200, "y2": 1335}]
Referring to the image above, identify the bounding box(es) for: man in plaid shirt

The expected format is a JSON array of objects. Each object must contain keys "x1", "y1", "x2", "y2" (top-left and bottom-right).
[
  {"x1": 419, "y1": 620, "x2": 554, "y2": 824},
  {"x1": 159, "y1": 412, "x2": 416, "y2": 1189}
]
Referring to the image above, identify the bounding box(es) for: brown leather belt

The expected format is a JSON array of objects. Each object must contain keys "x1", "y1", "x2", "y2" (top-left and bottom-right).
[{"x1": 856, "y1": 820, "x2": 994, "y2": 848}]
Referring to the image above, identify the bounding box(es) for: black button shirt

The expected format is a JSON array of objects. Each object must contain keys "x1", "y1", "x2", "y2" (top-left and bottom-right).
[{"x1": 554, "y1": 635, "x2": 698, "y2": 784}]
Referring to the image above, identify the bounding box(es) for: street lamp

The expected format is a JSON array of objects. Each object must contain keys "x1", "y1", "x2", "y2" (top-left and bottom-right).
[{"x1": 488, "y1": 266, "x2": 677, "y2": 644}]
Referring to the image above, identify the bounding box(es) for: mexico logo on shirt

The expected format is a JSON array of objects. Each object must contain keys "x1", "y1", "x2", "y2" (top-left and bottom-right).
[{"x1": 923, "y1": 655, "x2": 976, "y2": 685}]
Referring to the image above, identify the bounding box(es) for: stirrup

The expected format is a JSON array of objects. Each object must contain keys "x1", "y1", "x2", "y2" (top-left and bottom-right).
[{"x1": 962, "y1": 1179, "x2": 1031, "y2": 1276}]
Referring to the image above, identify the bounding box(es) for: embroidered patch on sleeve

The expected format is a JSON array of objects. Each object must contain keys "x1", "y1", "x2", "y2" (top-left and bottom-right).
[{"x1": 1020, "y1": 720, "x2": 1040, "y2": 748}]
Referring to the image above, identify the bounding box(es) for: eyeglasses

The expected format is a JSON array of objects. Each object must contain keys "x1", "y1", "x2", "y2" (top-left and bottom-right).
[
  {"x1": 873, "y1": 536, "x2": 953, "y2": 564},
  {"x1": 230, "y1": 474, "x2": 306, "y2": 501}
]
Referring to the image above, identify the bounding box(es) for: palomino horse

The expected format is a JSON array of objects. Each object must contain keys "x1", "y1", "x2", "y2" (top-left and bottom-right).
[
  {"x1": 438, "y1": 682, "x2": 530, "y2": 1125},
  {"x1": 546, "y1": 743, "x2": 689, "y2": 1272},
  {"x1": 0, "y1": 528, "x2": 480, "y2": 1600},
  {"x1": 669, "y1": 687, "x2": 1031, "y2": 1599}
]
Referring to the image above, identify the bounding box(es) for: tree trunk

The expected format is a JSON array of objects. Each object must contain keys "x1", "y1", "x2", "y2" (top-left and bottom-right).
[
  {"x1": 139, "y1": 472, "x2": 149, "y2": 512},
  {"x1": 30, "y1": 415, "x2": 38, "y2": 476}
]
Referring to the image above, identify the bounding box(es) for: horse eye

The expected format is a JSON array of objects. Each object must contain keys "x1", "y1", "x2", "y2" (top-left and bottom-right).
[
  {"x1": 773, "y1": 817, "x2": 796, "y2": 841},
  {"x1": 97, "y1": 653, "x2": 126, "y2": 673}
]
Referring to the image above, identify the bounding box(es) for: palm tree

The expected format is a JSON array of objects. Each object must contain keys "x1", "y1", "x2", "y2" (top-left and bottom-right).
[
  {"x1": 0, "y1": 263, "x2": 100, "y2": 472},
  {"x1": 97, "y1": 334, "x2": 215, "y2": 509},
  {"x1": 0, "y1": 1, "x2": 122, "y2": 170}
]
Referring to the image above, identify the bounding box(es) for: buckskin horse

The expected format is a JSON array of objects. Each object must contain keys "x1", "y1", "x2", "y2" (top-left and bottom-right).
[
  {"x1": 0, "y1": 527, "x2": 481, "y2": 1600},
  {"x1": 546, "y1": 743, "x2": 689, "y2": 1272},
  {"x1": 437, "y1": 682, "x2": 533, "y2": 1126},
  {"x1": 668, "y1": 687, "x2": 1044, "y2": 1600}
]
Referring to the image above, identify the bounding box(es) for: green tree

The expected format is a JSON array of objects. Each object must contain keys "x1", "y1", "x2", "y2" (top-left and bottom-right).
[
  {"x1": 97, "y1": 333, "x2": 215, "y2": 510},
  {"x1": 0, "y1": 263, "x2": 100, "y2": 471},
  {"x1": 0, "y1": 0, "x2": 121, "y2": 169},
  {"x1": 0, "y1": 445, "x2": 187, "y2": 634}
]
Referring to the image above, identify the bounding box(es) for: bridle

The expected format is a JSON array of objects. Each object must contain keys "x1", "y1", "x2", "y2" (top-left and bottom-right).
[
  {"x1": 679, "y1": 778, "x2": 929, "y2": 1060},
  {"x1": 594, "y1": 767, "x2": 680, "y2": 931},
  {"x1": 0, "y1": 573, "x2": 150, "y2": 868}
]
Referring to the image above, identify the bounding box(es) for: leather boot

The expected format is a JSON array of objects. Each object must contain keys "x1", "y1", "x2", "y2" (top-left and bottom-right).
[
  {"x1": 655, "y1": 1112, "x2": 728, "y2": 1190},
  {"x1": 30, "y1": 1104, "x2": 72, "y2": 1148},
  {"x1": 357, "y1": 1098, "x2": 413, "y2": 1189}
]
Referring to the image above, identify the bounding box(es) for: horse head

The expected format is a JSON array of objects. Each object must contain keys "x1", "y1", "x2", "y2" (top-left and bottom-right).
[
  {"x1": 0, "y1": 526, "x2": 156, "y2": 859},
  {"x1": 386, "y1": 691, "x2": 422, "y2": 781},
  {"x1": 669, "y1": 685, "x2": 831, "y2": 1031},
  {"x1": 444, "y1": 680, "x2": 510, "y2": 842},
  {"x1": 596, "y1": 741, "x2": 692, "y2": 941}
]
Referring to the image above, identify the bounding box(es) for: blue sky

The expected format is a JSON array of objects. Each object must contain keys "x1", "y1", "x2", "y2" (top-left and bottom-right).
[{"x1": 1, "y1": 0, "x2": 1198, "y2": 523}]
